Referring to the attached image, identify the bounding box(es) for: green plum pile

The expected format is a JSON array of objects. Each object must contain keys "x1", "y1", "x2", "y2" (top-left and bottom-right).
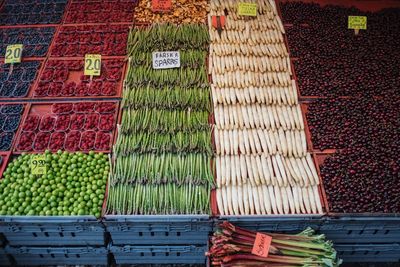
[{"x1": 0, "y1": 150, "x2": 109, "y2": 217}]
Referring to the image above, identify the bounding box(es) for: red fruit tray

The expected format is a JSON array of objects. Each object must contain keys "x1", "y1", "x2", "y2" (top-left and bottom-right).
[
  {"x1": 279, "y1": 0, "x2": 400, "y2": 12},
  {"x1": 49, "y1": 25, "x2": 129, "y2": 58},
  {"x1": 64, "y1": 0, "x2": 137, "y2": 24},
  {"x1": 31, "y1": 58, "x2": 125, "y2": 99},
  {"x1": 210, "y1": 153, "x2": 329, "y2": 216},
  {"x1": 14, "y1": 101, "x2": 120, "y2": 154}
]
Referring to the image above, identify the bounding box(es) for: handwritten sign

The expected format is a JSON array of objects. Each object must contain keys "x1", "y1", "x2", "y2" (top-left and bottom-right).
[
  {"x1": 31, "y1": 154, "x2": 47, "y2": 175},
  {"x1": 152, "y1": 0, "x2": 172, "y2": 12},
  {"x1": 5, "y1": 44, "x2": 23, "y2": 64},
  {"x1": 252, "y1": 233, "x2": 272, "y2": 258},
  {"x1": 152, "y1": 51, "x2": 180, "y2": 70},
  {"x1": 84, "y1": 54, "x2": 101, "y2": 76},
  {"x1": 348, "y1": 16, "x2": 367, "y2": 30},
  {"x1": 238, "y1": 3, "x2": 257, "y2": 17}
]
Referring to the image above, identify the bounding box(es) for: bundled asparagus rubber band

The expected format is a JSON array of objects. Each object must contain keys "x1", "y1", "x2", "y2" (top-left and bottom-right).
[
  {"x1": 208, "y1": 221, "x2": 342, "y2": 267},
  {"x1": 209, "y1": 0, "x2": 323, "y2": 215},
  {"x1": 107, "y1": 24, "x2": 214, "y2": 215}
]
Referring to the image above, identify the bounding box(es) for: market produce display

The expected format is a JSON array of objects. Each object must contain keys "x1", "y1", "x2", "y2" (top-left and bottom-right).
[
  {"x1": 281, "y1": 2, "x2": 400, "y2": 97},
  {"x1": 64, "y1": 0, "x2": 137, "y2": 24},
  {"x1": 16, "y1": 102, "x2": 117, "y2": 152},
  {"x1": 208, "y1": 221, "x2": 341, "y2": 266},
  {"x1": 34, "y1": 59, "x2": 124, "y2": 97},
  {"x1": 209, "y1": 0, "x2": 323, "y2": 215},
  {"x1": 0, "y1": 151, "x2": 109, "y2": 217},
  {"x1": 50, "y1": 25, "x2": 129, "y2": 57},
  {"x1": 106, "y1": 24, "x2": 213, "y2": 215},
  {"x1": 0, "y1": 28, "x2": 55, "y2": 58},
  {"x1": 0, "y1": 0, "x2": 67, "y2": 25},
  {"x1": 134, "y1": 0, "x2": 208, "y2": 24},
  {"x1": 0, "y1": 104, "x2": 24, "y2": 151},
  {"x1": 0, "y1": 61, "x2": 41, "y2": 98}
]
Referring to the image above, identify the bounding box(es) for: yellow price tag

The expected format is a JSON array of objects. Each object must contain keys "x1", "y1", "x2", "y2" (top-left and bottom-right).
[
  {"x1": 84, "y1": 54, "x2": 102, "y2": 76},
  {"x1": 5, "y1": 44, "x2": 23, "y2": 64},
  {"x1": 238, "y1": 3, "x2": 257, "y2": 17},
  {"x1": 31, "y1": 154, "x2": 47, "y2": 175},
  {"x1": 348, "y1": 16, "x2": 367, "y2": 30}
]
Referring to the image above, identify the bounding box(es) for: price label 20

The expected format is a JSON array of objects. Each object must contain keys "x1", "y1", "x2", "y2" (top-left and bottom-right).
[
  {"x1": 84, "y1": 54, "x2": 101, "y2": 76},
  {"x1": 31, "y1": 155, "x2": 47, "y2": 175},
  {"x1": 5, "y1": 44, "x2": 23, "y2": 64}
]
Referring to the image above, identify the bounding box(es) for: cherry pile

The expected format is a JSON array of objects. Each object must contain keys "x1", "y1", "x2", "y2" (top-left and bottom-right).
[
  {"x1": 50, "y1": 25, "x2": 129, "y2": 57},
  {"x1": 64, "y1": 0, "x2": 136, "y2": 24},
  {"x1": 0, "y1": 61, "x2": 41, "y2": 98},
  {"x1": 0, "y1": 27, "x2": 55, "y2": 58},
  {"x1": 34, "y1": 59, "x2": 124, "y2": 98},
  {"x1": 0, "y1": 0, "x2": 67, "y2": 25},
  {"x1": 306, "y1": 98, "x2": 400, "y2": 151},
  {"x1": 321, "y1": 145, "x2": 400, "y2": 213},
  {"x1": 0, "y1": 104, "x2": 24, "y2": 151},
  {"x1": 17, "y1": 102, "x2": 117, "y2": 152},
  {"x1": 281, "y1": 2, "x2": 400, "y2": 97}
]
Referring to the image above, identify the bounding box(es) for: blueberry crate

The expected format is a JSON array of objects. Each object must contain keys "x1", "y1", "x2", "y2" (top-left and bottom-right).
[
  {"x1": 216, "y1": 216, "x2": 323, "y2": 233},
  {"x1": 0, "y1": 216, "x2": 105, "y2": 246},
  {"x1": 335, "y1": 244, "x2": 400, "y2": 263},
  {"x1": 320, "y1": 217, "x2": 400, "y2": 243},
  {"x1": 104, "y1": 215, "x2": 212, "y2": 245},
  {"x1": 0, "y1": 248, "x2": 11, "y2": 266},
  {"x1": 6, "y1": 246, "x2": 108, "y2": 266},
  {"x1": 110, "y1": 245, "x2": 207, "y2": 265}
]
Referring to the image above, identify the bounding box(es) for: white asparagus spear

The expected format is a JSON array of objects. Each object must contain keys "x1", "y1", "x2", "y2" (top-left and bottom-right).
[
  {"x1": 301, "y1": 156, "x2": 315, "y2": 186},
  {"x1": 252, "y1": 129, "x2": 262, "y2": 154},
  {"x1": 216, "y1": 156, "x2": 222, "y2": 188},
  {"x1": 295, "y1": 185, "x2": 307, "y2": 214},
  {"x1": 290, "y1": 186, "x2": 300, "y2": 214},
  {"x1": 251, "y1": 155, "x2": 261, "y2": 185},
  {"x1": 271, "y1": 155, "x2": 283, "y2": 186},
  {"x1": 231, "y1": 185, "x2": 239, "y2": 215},
  {"x1": 243, "y1": 129, "x2": 251, "y2": 155},
  {"x1": 243, "y1": 183, "x2": 250, "y2": 215},
  {"x1": 252, "y1": 185, "x2": 262, "y2": 215},
  {"x1": 267, "y1": 185, "x2": 278, "y2": 214},
  {"x1": 227, "y1": 184, "x2": 234, "y2": 214},
  {"x1": 245, "y1": 155, "x2": 256, "y2": 186},
  {"x1": 275, "y1": 154, "x2": 289, "y2": 186},
  {"x1": 306, "y1": 153, "x2": 320, "y2": 185},
  {"x1": 238, "y1": 129, "x2": 245, "y2": 154},
  {"x1": 295, "y1": 157, "x2": 309, "y2": 186},
  {"x1": 278, "y1": 128, "x2": 288, "y2": 156},
  {"x1": 294, "y1": 130, "x2": 303, "y2": 158},
  {"x1": 214, "y1": 128, "x2": 220, "y2": 155},
  {"x1": 286, "y1": 130, "x2": 293, "y2": 157},
  {"x1": 313, "y1": 185, "x2": 324, "y2": 214},
  {"x1": 262, "y1": 185, "x2": 272, "y2": 214},
  {"x1": 221, "y1": 186, "x2": 229, "y2": 215},
  {"x1": 280, "y1": 186, "x2": 290, "y2": 214},
  {"x1": 224, "y1": 129, "x2": 230, "y2": 156},
  {"x1": 216, "y1": 188, "x2": 225, "y2": 216},
  {"x1": 232, "y1": 129, "x2": 239, "y2": 155},
  {"x1": 237, "y1": 185, "x2": 245, "y2": 215},
  {"x1": 228, "y1": 129, "x2": 234, "y2": 155},
  {"x1": 307, "y1": 186, "x2": 317, "y2": 214},
  {"x1": 257, "y1": 129, "x2": 269, "y2": 154},
  {"x1": 225, "y1": 155, "x2": 231, "y2": 186},
  {"x1": 239, "y1": 155, "x2": 247, "y2": 185},
  {"x1": 219, "y1": 127, "x2": 225, "y2": 155},
  {"x1": 247, "y1": 183, "x2": 255, "y2": 215},
  {"x1": 234, "y1": 155, "x2": 242, "y2": 186},
  {"x1": 274, "y1": 185, "x2": 284, "y2": 214},
  {"x1": 300, "y1": 131, "x2": 307, "y2": 157},
  {"x1": 302, "y1": 187, "x2": 312, "y2": 214},
  {"x1": 257, "y1": 186, "x2": 267, "y2": 214},
  {"x1": 230, "y1": 155, "x2": 237, "y2": 186},
  {"x1": 260, "y1": 155, "x2": 271, "y2": 185},
  {"x1": 247, "y1": 128, "x2": 257, "y2": 154}
]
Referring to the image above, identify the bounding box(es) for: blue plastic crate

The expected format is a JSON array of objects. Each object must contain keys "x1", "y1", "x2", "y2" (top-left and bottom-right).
[
  {"x1": 217, "y1": 216, "x2": 323, "y2": 233},
  {"x1": 321, "y1": 217, "x2": 400, "y2": 243},
  {"x1": 335, "y1": 244, "x2": 400, "y2": 263},
  {"x1": 6, "y1": 246, "x2": 108, "y2": 266},
  {"x1": 0, "y1": 248, "x2": 11, "y2": 266},
  {"x1": 110, "y1": 245, "x2": 207, "y2": 265},
  {"x1": 104, "y1": 215, "x2": 211, "y2": 245},
  {"x1": 0, "y1": 216, "x2": 105, "y2": 246}
]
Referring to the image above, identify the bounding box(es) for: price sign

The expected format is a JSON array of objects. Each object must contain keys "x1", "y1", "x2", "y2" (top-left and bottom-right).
[
  {"x1": 348, "y1": 16, "x2": 367, "y2": 30},
  {"x1": 84, "y1": 54, "x2": 101, "y2": 76},
  {"x1": 238, "y1": 3, "x2": 257, "y2": 17},
  {"x1": 251, "y1": 233, "x2": 272, "y2": 258},
  {"x1": 5, "y1": 44, "x2": 23, "y2": 64},
  {"x1": 152, "y1": 0, "x2": 172, "y2": 12},
  {"x1": 31, "y1": 154, "x2": 47, "y2": 175},
  {"x1": 152, "y1": 51, "x2": 180, "y2": 70}
]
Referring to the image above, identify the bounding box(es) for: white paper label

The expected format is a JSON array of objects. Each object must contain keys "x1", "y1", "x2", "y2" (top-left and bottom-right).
[{"x1": 152, "y1": 51, "x2": 180, "y2": 69}]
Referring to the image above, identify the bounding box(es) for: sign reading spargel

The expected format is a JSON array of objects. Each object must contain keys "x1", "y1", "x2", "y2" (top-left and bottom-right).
[{"x1": 152, "y1": 51, "x2": 180, "y2": 70}]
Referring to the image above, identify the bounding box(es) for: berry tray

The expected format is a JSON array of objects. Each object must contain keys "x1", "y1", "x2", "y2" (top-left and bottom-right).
[
  {"x1": 32, "y1": 58, "x2": 125, "y2": 99},
  {"x1": 14, "y1": 101, "x2": 119, "y2": 153}
]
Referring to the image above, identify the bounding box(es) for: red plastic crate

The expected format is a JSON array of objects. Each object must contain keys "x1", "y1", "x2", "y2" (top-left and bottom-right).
[
  {"x1": 31, "y1": 58, "x2": 125, "y2": 99},
  {"x1": 14, "y1": 101, "x2": 119, "y2": 154},
  {"x1": 64, "y1": 0, "x2": 137, "y2": 24},
  {"x1": 49, "y1": 25, "x2": 129, "y2": 57}
]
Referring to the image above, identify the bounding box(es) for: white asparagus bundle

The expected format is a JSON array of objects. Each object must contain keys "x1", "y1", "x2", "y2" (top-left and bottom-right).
[{"x1": 210, "y1": 0, "x2": 322, "y2": 216}]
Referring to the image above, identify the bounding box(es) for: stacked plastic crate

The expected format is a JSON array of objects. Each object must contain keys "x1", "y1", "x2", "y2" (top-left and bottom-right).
[
  {"x1": 0, "y1": 0, "x2": 134, "y2": 265},
  {"x1": 280, "y1": 0, "x2": 400, "y2": 263}
]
